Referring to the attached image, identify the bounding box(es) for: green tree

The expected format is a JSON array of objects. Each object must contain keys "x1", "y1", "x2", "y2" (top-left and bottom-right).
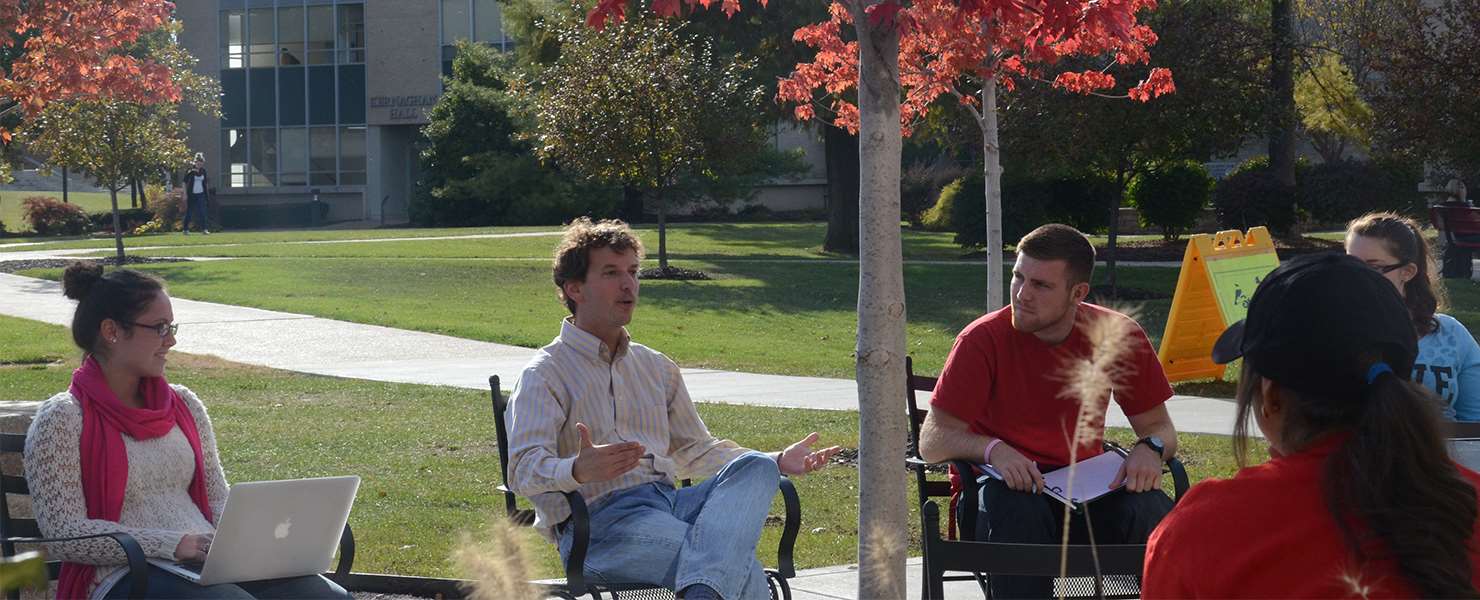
[
  {"x1": 22, "y1": 21, "x2": 220, "y2": 262},
  {"x1": 1295, "y1": 51, "x2": 1373, "y2": 163},
  {"x1": 516, "y1": 17, "x2": 779, "y2": 271}
]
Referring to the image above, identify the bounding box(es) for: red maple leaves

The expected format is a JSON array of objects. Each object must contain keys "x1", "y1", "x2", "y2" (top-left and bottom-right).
[
  {"x1": 774, "y1": 0, "x2": 1175, "y2": 134},
  {"x1": 0, "y1": 0, "x2": 178, "y2": 117}
]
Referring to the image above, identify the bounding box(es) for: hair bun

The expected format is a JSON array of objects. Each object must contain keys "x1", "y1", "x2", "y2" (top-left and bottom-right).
[{"x1": 61, "y1": 262, "x2": 105, "y2": 301}]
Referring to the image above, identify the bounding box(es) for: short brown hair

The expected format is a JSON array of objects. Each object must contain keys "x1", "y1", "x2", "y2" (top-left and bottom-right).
[
  {"x1": 552, "y1": 217, "x2": 645, "y2": 314},
  {"x1": 1016, "y1": 224, "x2": 1095, "y2": 285}
]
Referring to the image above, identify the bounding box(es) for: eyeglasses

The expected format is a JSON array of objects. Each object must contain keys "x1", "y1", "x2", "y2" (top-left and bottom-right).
[
  {"x1": 122, "y1": 321, "x2": 179, "y2": 338},
  {"x1": 1368, "y1": 262, "x2": 1408, "y2": 274}
]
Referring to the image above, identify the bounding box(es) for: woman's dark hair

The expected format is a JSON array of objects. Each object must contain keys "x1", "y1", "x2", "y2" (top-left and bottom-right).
[
  {"x1": 62, "y1": 263, "x2": 164, "y2": 355},
  {"x1": 1347, "y1": 212, "x2": 1447, "y2": 335},
  {"x1": 1234, "y1": 360, "x2": 1479, "y2": 597}
]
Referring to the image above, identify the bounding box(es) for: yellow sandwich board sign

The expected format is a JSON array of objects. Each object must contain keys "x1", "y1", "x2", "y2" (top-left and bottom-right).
[{"x1": 1158, "y1": 227, "x2": 1281, "y2": 382}]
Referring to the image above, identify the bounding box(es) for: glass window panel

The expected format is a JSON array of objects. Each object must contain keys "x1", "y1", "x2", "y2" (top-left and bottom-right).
[
  {"x1": 306, "y1": 5, "x2": 334, "y2": 65},
  {"x1": 222, "y1": 11, "x2": 245, "y2": 69},
  {"x1": 337, "y1": 65, "x2": 365, "y2": 125},
  {"x1": 277, "y1": 7, "x2": 305, "y2": 65},
  {"x1": 441, "y1": 0, "x2": 469, "y2": 43},
  {"x1": 220, "y1": 69, "x2": 246, "y2": 127},
  {"x1": 247, "y1": 67, "x2": 275, "y2": 126},
  {"x1": 340, "y1": 126, "x2": 366, "y2": 173},
  {"x1": 475, "y1": 0, "x2": 501, "y2": 44},
  {"x1": 441, "y1": 45, "x2": 455, "y2": 78},
  {"x1": 249, "y1": 128, "x2": 277, "y2": 187},
  {"x1": 310, "y1": 126, "x2": 337, "y2": 185},
  {"x1": 308, "y1": 65, "x2": 335, "y2": 125},
  {"x1": 337, "y1": 4, "x2": 365, "y2": 64},
  {"x1": 279, "y1": 127, "x2": 308, "y2": 186},
  {"x1": 248, "y1": 9, "x2": 275, "y2": 67},
  {"x1": 223, "y1": 129, "x2": 248, "y2": 188},
  {"x1": 278, "y1": 66, "x2": 305, "y2": 126}
]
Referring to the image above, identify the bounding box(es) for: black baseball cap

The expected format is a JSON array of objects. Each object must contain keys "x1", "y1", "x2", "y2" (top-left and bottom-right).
[{"x1": 1211, "y1": 252, "x2": 1417, "y2": 399}]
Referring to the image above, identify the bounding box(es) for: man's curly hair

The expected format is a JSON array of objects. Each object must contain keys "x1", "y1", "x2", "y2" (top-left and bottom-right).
[{"x1": 552, "y1": 217, "x2": 645, "y2": 315}]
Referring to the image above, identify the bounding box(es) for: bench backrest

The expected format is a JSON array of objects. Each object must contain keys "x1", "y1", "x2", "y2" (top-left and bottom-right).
[
  {"x1": 487, "y1": 376, "x2": 528, "y2": 523},
  {"x1": 0, "y1": 432, "x2": 64, "y2": 595},
  {"x1": 905, "y1": 356, "x2": 951, "y2": 501},
  {"x1": 1432, "y1": 205, "x2": 1480, "y2": 237}
]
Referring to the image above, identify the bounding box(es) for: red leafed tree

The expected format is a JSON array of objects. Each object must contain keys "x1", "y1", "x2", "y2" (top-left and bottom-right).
[
  {"x1": 0, "y1": 0, "x2": 177, "y2": 123},
  {"x1": 779, "y1": 0, "x2": 1174, "y2": 311},
  {"x1": 583, "y1": 1, "x2": 1167, "y2": 596}
]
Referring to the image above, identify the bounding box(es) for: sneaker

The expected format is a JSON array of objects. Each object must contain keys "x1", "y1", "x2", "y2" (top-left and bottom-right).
[{"x1": 202, "y1": 230, "x2": 211, "y2": 235}]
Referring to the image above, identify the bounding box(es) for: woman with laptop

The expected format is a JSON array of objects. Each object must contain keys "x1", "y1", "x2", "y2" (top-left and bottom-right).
[
  {"x1": 1142, "y1": 253, "x2": 1480, "y2": 597},
  {"x1": 24, "y1": 263, "x2": 352, "y2": 599}
]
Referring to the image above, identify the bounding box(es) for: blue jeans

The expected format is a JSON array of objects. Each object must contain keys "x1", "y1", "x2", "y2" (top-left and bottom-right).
[
  {"x1": 101, "y1": 565, "x2": 351, "y2": 599},
  {"x1": 558, "y1": 451, "x2": 780, "y2": 600},
  {"x1": 183, "y1": 191, "x2": 207, "y2": 232}
]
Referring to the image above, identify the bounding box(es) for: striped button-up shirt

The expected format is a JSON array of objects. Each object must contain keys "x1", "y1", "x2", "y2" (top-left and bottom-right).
[{"x1": 506, "y1": 319, "x2": 750, "y2": 541}]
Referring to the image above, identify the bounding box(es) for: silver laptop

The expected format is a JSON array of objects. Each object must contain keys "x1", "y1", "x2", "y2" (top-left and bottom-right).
[{"x1": 149, "y1": 476, "x2": 360, "y2": 586}]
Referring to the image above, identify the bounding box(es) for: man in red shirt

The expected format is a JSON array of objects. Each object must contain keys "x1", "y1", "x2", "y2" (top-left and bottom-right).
[{"x1": 919, "y1": 224, "x2": 1179, "y2": 598}]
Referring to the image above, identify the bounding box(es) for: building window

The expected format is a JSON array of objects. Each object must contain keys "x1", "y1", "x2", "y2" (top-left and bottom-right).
[
  {"x1": 337, "y1": 4, "x2": 365, "y2": 64},
  {"x1": 475, "y1": 0, "x2": 504, "y2": 47},
  {"x1": 247, "y1": 68, "x2": 275, "y2": 127},
  {"x1": 310, "y1": 127, "x2": 337, "y2": 186},
  {"x1": 338, "y1": 65, "x2": 366, "y2": 125},
  {"x1": 340, "y1": 127, "x2": 366, "y2": 186},
  {"x1": 278, "y1": 7, "x2": 305, "y2": 66},
  {"x1": 279, "y1": 66, "x2": 306, "y2": 126},
  {"x1": 248, "y1": 8, "x2": 275, "y2": 68},
  {"x1": 222, "y1": 11, "x2": 244, "y2": 69},
  {"x1": 220, "y1": 69, "x2": 246, "y2": 127},
  {"x1": 441, "y1": 0, "x2": 470, "y2": 43},
  {"x1": 223, "y1": 129, "x2": 248, "y2": 188},
  {"x1": 306, "y1": 5, "x2": 335, "y2": 65},
  {"x1": 280, "y1": 128, "x2": 308, "y2": 187},
  {"x1": 249, "y1": 128, "x2": 277, "y2": 187},
  {"x1": 441, "y1": 0, "x2": 514, "y2": 76}
]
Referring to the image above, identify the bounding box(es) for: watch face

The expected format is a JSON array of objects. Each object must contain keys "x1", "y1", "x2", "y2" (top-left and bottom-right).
[{"x1": 1142, "y1": 436, "x2": 1164, "y2": 452}]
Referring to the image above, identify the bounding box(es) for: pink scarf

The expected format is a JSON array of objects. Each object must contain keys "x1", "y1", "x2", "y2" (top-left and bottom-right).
[{"x1": 58, "y1": 356, "x2": 212, "y2": 600}]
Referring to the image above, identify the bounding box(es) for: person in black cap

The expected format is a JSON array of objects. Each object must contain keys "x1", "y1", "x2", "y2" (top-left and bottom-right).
[{"x1": 1141, "y1": 252, "x2": 1480, "y2": 598}]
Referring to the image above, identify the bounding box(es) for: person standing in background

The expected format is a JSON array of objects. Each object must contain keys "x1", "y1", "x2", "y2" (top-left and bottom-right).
[{"x1": 181, "y1": 154, "x2": 209, "y2": 235}]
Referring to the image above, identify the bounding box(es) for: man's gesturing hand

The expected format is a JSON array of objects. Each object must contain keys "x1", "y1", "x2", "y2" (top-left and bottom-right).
[
  {"x1": 989, "y1": 442, "x2": 1044, "y2": 493},
  {"x1": 571, "y1": 423, "x2": 645, "y2": 484},
  {"x1": 777, "y1": 432, "x2": 842, "y2": 476}
]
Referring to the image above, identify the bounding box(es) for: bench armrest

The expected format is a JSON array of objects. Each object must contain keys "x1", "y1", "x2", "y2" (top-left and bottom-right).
[
  {"x1": 560, "y1": 490, "x2": 592, "y2": 597},
  {"x1": 9, "y1": 531, "x2": 149, "y2": 599},
  {"x1": 775, "y1": 476, "x2": 801, "y2": 578},
  {"x1": 335, "y1": 523, "x2": 354, "y2": 577}
]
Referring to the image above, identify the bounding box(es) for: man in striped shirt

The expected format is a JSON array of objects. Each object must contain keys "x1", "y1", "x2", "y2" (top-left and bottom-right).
[{"x1": 507, "y1": 218, "x2": 841, "y2": 600}]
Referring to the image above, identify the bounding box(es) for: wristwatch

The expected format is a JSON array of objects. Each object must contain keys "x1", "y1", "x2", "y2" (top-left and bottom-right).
[{"x1": 1134, "y1": 435, "x2": 1166, "y2": 458}]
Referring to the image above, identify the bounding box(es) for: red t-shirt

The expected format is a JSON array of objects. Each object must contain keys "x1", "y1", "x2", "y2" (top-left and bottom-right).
[
  {"x1": 930, "y1": 303, "x2": 1172, "y2": 466},
  {"x1": 1144, "y1": 435, "x2": 1480, "y2": 598}
]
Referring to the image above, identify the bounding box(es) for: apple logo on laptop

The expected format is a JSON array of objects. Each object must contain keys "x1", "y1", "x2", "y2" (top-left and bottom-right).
[{"x1": 274, "y1": 518, "x2": 292, "y2": 540}]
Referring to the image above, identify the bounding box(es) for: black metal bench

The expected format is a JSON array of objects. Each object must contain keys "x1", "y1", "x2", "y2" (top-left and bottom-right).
[
  {"x1": 0, "y1": 431, "x2": 365, "y2": 600},
  {"x1": 489, "y1": 375, "x2": 801, "y2": 600}
]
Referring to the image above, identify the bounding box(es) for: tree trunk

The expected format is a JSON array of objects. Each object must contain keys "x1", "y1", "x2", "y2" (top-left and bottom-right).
[
  {"x1": 1269, "y1": 0, "x2": 1298, "y2": 235},
  {"x1": 1105, "y1": 165, "x2": 1129, "y2": 297},
  {"x1": 823, "y1": 124, "x2": 860, "y2": 254},
  {"x1": 852, "y1": 6, "x2": 907, "y2": 599},
  {"x1": 621, "y1": 185, "x2": 644, "y2": 223},
  {"x1": 129, "y1": 177, "x2": 138, "y2": 208},
  {"x1": 62, "y1": 167, "x2": 69, "y2": 203},
  {"x1": 109, "y1": 187, "x2": 125, "y2": 264},
  {"x1": 982, "y1": 80, "x2": 1005, "y2": 312},
  {"x1": 656, "y1": 187, "x2": 669, "y2": 270}
]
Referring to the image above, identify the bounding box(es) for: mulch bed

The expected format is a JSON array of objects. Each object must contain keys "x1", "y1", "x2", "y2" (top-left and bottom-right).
[
  {"x1": 639, "y1": 265, "x2": 712, "y2": 280},
  {"x1": 0, "y1": 256, "x2": 189, "y2": 274}
]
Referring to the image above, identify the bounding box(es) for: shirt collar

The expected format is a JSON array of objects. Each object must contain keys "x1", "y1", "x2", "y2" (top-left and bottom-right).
[{"x1": 560, "y1": 318, "x2": 630, "y2": 364}]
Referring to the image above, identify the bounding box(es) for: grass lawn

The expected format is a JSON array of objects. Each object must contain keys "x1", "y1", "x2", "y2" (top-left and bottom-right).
[
  {"x1": 0, "y1": 191, "x2": 115, "y2": 235},
  {"x1": 0, "y1": 314, "x2": 1250, "y2": 580}
]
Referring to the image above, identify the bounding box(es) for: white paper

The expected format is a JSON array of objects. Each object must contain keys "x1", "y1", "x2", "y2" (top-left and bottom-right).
[{"x1": 978, "y1": 451, "x2": 1127, "y2": 508}]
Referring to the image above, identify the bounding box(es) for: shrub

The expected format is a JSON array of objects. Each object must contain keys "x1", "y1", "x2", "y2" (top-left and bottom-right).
[
  {"x1": 902, "y1": 161, "x2": 967, "y2": 227},
  {"x1": 1043, "y1": 173, "x2": 1116, "y2": 235},
  {"x1": 21, "y1": 196, "x2": 90, "y2": 236},
  {"x1": 1129, "y1": 161, "x2": 1213, "y2": 241},
  {"x1": 1299, "y1": 159, "x2": 1424, "y2": 226},
  {"x1": 1212, "y1": 156, "x2": 1303, "y2": 236},
  {"x1": 928, "y1": 172, "x2": 1050, "y2": 249},
  {"x1": 413, "y1": 153, "x2": 620, "y2": 226},
  {"x1": 148, "y1": 187, "x2": 185, "y2": 231},
  {"x1": 89, "y1": 208, "x2": 154, "y2": 234}
]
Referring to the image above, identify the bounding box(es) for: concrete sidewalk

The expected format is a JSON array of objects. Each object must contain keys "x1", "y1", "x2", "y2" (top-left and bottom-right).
[{"x1": 0, "y1": 272, "x2": 1242, "y2": 435}]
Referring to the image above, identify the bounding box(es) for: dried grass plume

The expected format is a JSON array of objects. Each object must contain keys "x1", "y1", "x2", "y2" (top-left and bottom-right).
[{"x1": 452, "y1": 516, "x2": 541, "y2": 600}]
